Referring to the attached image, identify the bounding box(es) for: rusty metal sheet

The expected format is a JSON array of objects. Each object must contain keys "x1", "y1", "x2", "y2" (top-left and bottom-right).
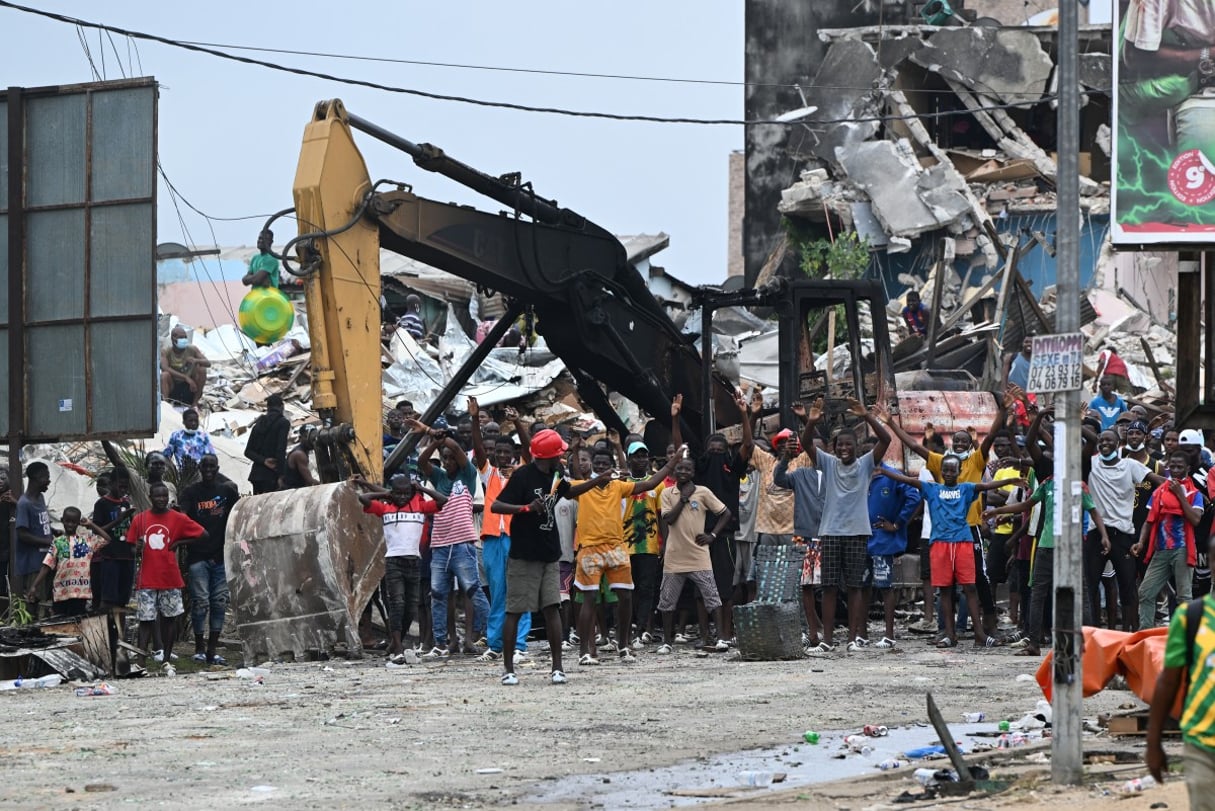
[
  {"x1": 226, "y1": 483, "x2": 385, "y2": 663},
  {"x1": 892, "y1": 390, "x2": 999, "y2": 472}
]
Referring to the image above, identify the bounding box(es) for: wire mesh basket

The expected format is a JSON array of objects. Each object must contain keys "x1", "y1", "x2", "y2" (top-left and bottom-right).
[
  {"x1": 733, "y1": 601, "x2": 805, "y2": 660},
  {"x1": 753, "y1": 543, "x2": 806, "y2": 604}
]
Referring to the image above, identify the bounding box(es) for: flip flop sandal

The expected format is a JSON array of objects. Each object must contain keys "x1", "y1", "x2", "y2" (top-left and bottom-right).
[
  {"x1": 977, "y1": 637, "x2": 1004, "y2": 648},
  {"x1": 935, "y1": 637, "x2": 957, "y2": 649}
]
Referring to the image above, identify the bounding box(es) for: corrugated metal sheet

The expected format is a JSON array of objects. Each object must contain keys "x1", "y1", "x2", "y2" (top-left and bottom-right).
[{"x1": 25, "y1": 93, "x2": 86, "y2": 207}]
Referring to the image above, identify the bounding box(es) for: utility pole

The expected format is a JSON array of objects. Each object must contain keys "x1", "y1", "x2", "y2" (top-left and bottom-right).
[{"x1": 1052, "y1": 0, "x2": 1084, "y2": 786}]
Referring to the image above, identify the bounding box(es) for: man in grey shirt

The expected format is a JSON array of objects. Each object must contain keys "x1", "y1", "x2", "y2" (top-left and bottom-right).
[
  {"x1": 778, "y1": 398, "x2": 890, "y2": 653},
  {"x1": 1084, "y1": 428, "x2": 1164, "y2": 630},
  {"x1": 15, "y1": 462, "x2": 54, "y2": 616}
]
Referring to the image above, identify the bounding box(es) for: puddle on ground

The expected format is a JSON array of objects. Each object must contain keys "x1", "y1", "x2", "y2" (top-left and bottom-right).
[{"x1": 525, "y1": 723, "x2": 1006, "y2": 809}]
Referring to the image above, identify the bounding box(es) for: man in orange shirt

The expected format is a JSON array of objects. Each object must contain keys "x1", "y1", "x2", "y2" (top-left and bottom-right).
[{"x1": 469, "y1": 397, "x2": 530, "y2": 663}]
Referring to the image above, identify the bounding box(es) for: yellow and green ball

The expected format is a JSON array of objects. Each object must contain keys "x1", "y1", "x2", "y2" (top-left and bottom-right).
[{"x1": 239, "y1": 287, "x2": 294, "y2": 345}]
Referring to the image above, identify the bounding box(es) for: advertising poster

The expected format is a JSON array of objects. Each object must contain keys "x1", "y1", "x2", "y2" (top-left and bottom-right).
[{"x1": 1111, "y1": 0, "x2": 1215, "y2": 244}]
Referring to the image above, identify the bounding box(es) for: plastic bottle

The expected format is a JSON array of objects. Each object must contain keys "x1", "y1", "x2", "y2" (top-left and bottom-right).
[
  {"x1": 878, "y1": 759, "x2": 908, "y2": 771},
  {"x1": 863, "y1": 725, "x2": 889, "y2": 737},
  {"x1": 998, "y1": 720, "x2": 1011, "y2": 732},
  {"x1": 962, "y1": 712, "x2": 986, "y2": 723},
  {"x1": 1122, "y1": 776, "x2": 1157, "y2": 793},
  {"x1": 843, "y1": 734, "x2": 867, "y2": 749},
  {"x1": 737, "y1": 770, "x2": 775, "y2": 787},
  {"x1": 803, "y1": 730, "x2": 820, "y2": 744}
]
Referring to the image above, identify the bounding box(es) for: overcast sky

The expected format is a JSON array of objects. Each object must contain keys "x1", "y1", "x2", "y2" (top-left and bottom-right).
[
  {"x1": 1, "y1": 2, "x2": 1113, "y2": 286},
  {"x1": 1, "y1": 1, "x2": 745, "y2": 283}
]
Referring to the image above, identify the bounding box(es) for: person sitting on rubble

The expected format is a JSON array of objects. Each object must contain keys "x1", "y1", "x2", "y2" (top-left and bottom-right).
[
  {"x1": 397, "y1": 294, "x2": 427, "y2": 342},
  {"x1": 241, "y1": 229, "x2": 280, "y2": 289},
  {"x1": 127, "y1": 482, "x2": 209, "y2": 675},
  {"x1": 163, "y1": 407, "x2": 215, "y2": 479},
  {"x1": 161, "y1": 326, "x2": 211, "y2": 408},
  {"x1": 25, "y1": 507, "x2": 110, "y2": 617},
  {"x1": 900, "y1": 290, "x2": 931, "y2": 338}
]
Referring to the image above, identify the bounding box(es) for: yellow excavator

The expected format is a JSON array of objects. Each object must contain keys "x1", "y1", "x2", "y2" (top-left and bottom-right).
[
  {"x1": 225, "y1": 100, "x2": 747, "y2": 662},
  {"x1": 225, "y1": 100, "x2": 997, "y2": 663}
]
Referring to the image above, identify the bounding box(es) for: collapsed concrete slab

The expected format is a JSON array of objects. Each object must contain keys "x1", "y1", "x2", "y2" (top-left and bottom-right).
[
  {"x1": 801, "y1": 39, "x2": 884, "y2": 163},
  {"x1": 835, "y1": 139, "x2": 970, "y2": 237},
  {"x1": 911, "y1": 26, "x2": 1053, "y2": 105}
]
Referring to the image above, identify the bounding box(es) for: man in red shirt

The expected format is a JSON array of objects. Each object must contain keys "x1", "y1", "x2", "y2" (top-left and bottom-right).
[{"x1": 126, "y1": 482, "x2": 207, "y2": 675}]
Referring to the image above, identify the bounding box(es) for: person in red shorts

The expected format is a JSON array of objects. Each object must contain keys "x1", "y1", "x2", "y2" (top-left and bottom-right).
[{"x1": 879, "y1": 456, "x2": 1023, "y2": 649}]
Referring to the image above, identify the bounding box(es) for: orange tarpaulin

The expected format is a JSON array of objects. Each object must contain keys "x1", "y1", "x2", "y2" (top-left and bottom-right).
[{"x1": 1035, "y1": 627, "x2": 1181, "y2": 717}]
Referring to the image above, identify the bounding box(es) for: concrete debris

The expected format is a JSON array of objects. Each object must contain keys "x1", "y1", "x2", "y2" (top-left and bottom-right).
[
  {"x1": 800, "y1": 39, "x2": 884, "y2": 163},
  {"x1": 910, "y1": 27, "x2": 1054, "y2": 106},
  {"x1": 836, "y1": 139, "x2": 969, "y2": 237}
]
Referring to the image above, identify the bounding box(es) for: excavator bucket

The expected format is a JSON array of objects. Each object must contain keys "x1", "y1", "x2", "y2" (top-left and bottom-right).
[{"x1": 226, "y1": 483, "x2": 384, "y2": 662}]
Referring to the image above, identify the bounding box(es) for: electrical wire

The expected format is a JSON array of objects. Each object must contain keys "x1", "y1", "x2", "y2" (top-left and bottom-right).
[{"x1": 2, "y1": 0, "x2": 1083, "y2": 126}]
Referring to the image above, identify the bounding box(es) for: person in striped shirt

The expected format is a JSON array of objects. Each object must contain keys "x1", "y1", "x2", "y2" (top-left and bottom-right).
[{"x1": 413, "y1": 420, "x2": 491, "y2": 660}]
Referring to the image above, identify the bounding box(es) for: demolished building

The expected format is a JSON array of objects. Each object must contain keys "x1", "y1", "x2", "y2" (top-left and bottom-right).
[{"x1": 769, "y1": 20, "x2": 1177, "y2": 409}]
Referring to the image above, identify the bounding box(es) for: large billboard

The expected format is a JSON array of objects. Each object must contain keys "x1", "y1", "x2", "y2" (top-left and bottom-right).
[
  {"x1": 1111, "y1": 2, "x2": 1215, "y2": 245},
  {"x1": 0, "y1": 78, "x2": 158, "y2": 442}
]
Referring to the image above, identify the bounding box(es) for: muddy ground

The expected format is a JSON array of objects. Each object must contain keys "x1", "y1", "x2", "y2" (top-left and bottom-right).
[{"x1": 0, "y1": 633, "x2": 1173, "y2": 810}]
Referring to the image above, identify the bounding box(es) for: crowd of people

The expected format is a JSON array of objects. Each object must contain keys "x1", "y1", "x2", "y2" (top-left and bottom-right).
[{"x1": 1, "y1": 347, "x2": 1208, "y2": 687}]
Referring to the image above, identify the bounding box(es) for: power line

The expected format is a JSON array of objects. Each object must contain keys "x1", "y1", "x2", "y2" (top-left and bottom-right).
[{"x1": 2, "y1": 0, "x2": 1077, "y2": 126}]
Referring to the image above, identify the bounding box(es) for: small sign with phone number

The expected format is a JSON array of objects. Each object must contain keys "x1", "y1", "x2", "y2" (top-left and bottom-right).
[{"x1": 1027, "y1": 332, "x2": 1083, "y2": 393}]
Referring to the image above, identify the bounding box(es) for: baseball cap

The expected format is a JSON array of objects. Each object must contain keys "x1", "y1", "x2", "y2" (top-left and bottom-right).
[
  {"x1": 1127, "y1": 420, "x2": 1148, "y2": 433},
  {"x1": 530, "y1": 429, "x2": 568, "y2": 460},
  {"x1": 772, "y1": 429, "x2": 795, "y2": 446},
  {"x1": 1179, "y1": 428, "x2": 1206, "y2": 446},
  {"x1": 626, "y1": 441, "x2": 649, "y2": 456}
]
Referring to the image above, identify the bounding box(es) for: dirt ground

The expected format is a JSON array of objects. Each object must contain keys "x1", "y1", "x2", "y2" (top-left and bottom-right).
[{"x1": 0, "y1": 633, "x2": 1178, "y2": 810}]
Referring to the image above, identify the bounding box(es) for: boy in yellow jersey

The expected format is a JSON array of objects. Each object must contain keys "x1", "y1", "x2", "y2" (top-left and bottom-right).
[
  {"x1": 566, "y1": 445, "x2": 679, "y2": 666},
  {"x1": 1149, "y1": 536, "x2": 1215, "y2": 807}
]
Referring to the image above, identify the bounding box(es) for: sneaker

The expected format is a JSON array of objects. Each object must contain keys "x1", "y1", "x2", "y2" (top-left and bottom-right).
[
  {"x1": 192, "y1": 652, "x2": 207, "y2": 663},
  {"x1": 805, "y1": 642, "x2": 835, "y2": 654},
  {"x1": 421, "y1": 646, "x2": 450, "y2": 660},
  {"x1": 640, "y1": 632, "x2": 654, "y2": 644},
  {"x1": 162, "y1": 662, "x2": 176, "y2": 677},
  {"x1": 208, "y1": 654, "x2": 227, "y2": 666},
  {"x1": 561, "y1": 640, "x2": 574, "y2": 652},
  {"x1": 578, "y1": 653, "x2": 600, "y2": 667},
  {"x1": 631, "y1": 638, "x2": 645, "y2": 650},
  {"x1": 710, "y1": 639, "x2": 730, "y2": 652},
  {"x1": 550, "y1": 670, "x2": 568, "y2": 685},
  {"x1": 853, "y1": 637, "x2": 870, "y2": 648},
  {"x1": 873, "y1": 637, "x2": 896, "y2": 649},
  {"x1": 152, "y1": 649, "x2": 164, "y2": 663},
  {"x1": 513, "y1": 649, "x2": 528, "y2": 661},
  {"x1": 501, "y1": 672, "x2": 519, "y2": 686},
  {"x1": 618, "y1": 649, "x2": 638, "y2": 664},
  {"x1": 475, "y1": 649, "x2": 501, "y2": 663},
  {"x1": 656, "y1": 643, "x2": 673, "y2": 655}
]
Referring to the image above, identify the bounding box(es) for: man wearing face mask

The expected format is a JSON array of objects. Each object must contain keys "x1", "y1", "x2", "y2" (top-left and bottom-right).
[
  {"x1": 164, "y1": 408, "x2": 216, "y2": 479},
  {"x1": 1084, "y1": 427, "x2": 1167, "y2": 630},
  {"x1": 160, "y1": 326, "x2": 211, "y2": 408}
]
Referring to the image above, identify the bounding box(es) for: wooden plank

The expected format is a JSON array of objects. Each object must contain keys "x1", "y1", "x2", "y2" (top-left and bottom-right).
[
  {"x1": 1139, "y1": 337, "x2": 1175, "y2": 396},
  {"x1": 926, "y1": 692, "x2": 975, "y2": 787}
]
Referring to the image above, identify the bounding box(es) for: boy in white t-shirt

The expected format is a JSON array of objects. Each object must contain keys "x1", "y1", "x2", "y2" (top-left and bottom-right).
[{"x1": 351, "y1": 474, "x2": 447, "y2": 664}]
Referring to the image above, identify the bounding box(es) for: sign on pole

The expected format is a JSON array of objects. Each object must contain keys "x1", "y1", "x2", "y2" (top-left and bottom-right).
[
  {"x1": 1110, "y1": 2, "x2": 1215, "y2": 245},
  {"x1": 1, "y1": 78, "x2": 158, "y2": 442},
  {"x1": 1027, "y1": 332, "x2": 1083, "y2": 394}
]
